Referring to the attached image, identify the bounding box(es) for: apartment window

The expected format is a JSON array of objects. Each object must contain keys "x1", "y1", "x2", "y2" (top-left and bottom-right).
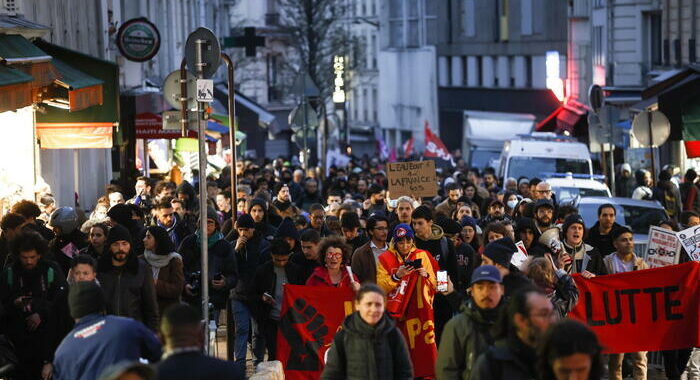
[
  {"x1": 361, "y1": 0, "x2": 366, "y2": 15},
  {"x1": 353, "y1": 91, "x2": 358, "y2": 120},
  {"x1": 388, "y1": 0, "x2": 430, "y2": 48},
  {"x1": 525, "y1": 56, "x2": 532, "y2": 87},
  {"x1": 476, "y1": 56, "x2": 483, "y2": 86},
  {"x1": 462, "y1": 0, "x2": 476, "y2": 37},
  {"x1": 363, "y1": 88, "x2": 369, "y2": 121},
  {"x1": 593, "y1": 26, "x2": 604, "y2": 66},
  {"x1": 498, "y1": 0, "x2": 509, "y2": 42},
  {"x1": 372, "y1": 88, "x2": 378, "y2": 122},
  {"x1": 371, "y1": 0, "x2": 376, "y2": 16},
  {"x1": 521, "y1": 0, "x2": 532, "y2": 35},
  {"x1": 645, "y1": 12, "x2": 662, "y2": 67},
  {"x1": 371, "y1": 34, "x2": 377, "y2": 68}
]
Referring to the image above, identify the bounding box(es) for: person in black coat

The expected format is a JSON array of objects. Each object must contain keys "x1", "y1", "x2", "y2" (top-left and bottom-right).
[
  {"x1": 514, "y1": 217, "x2": 549, "y2": 257},
  {"x1": 156, "y1": 304, "x2": 243, "y2": 380},
  {"x1": 585, "y1": 203, "x2": 623, "y2": 256},
  {"x1": 251, "y1": 238, "x2": 306, "y2": 360},
  {"x1": 107, "y1": 203, "x2": 146, "y2": 255},
  {"x1": 480, "y1": 238, "x2": 532, "y2": 297},
  {"x1": 178, "y1": 207, "x2": 237, "y2": 315}
]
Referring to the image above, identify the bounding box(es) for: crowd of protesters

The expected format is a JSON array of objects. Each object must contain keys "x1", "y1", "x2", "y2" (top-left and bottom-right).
[{"x1": 0, "y1": 155, "x2": 698, "y2": 380}]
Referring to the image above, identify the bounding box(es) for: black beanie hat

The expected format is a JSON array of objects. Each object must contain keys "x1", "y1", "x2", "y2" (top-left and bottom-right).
[
  {"x1": 273, "y1": 182, "x2": 289, "y2": 196},
  {"x1": 562, "y1": 214, "x2": 586, "y2": 234},
  {"x1": 483, "y1": 237, "x2": 517, "y2": 268},
  {"x1": 69, "y1": 281, "x2": 106, "y2": 319},
  {"x1": 436, "y1": 217, "x2": 462, "y2": 235},
  {"x1": 236, "y1": 213, "x2": 256, "y2": 229},
  {"x1": 276, "y1": 217, "x2": 300, "y2": 241},
  {"x1": 198, "y1": 206, "x2": 220, "y2": 228},
  {"x1": 106, "y1": 203, "x2": 132, "y2": 226},
  {"x1": 106, "y1": 224, "x2": 132, "y2": 247}
]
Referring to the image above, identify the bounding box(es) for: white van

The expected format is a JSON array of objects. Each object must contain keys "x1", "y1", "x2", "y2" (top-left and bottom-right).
[{"x1": 498, "y1": 136, "x2": 593, "y2": 180}]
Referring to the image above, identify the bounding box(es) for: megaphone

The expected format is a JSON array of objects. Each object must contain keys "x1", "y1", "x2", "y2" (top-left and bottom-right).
[{"x1": 538, "y1": 227, "x2": 563, "y2": 256}]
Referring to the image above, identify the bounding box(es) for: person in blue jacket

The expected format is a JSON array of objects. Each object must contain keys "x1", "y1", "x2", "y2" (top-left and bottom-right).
[{"x1": 53, "y1": 281, "x2": 162, "y2": 380}]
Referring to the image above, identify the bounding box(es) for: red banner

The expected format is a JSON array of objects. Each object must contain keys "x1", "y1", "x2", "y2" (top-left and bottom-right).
[
  {"x1": 569, "y1": 262, "x2": 700, "y2": 353},
  {"x1": 424, "y1": 121, "x2": 455, "y2": 167},
  {"x1": 277, "y1": 285, "x2": 355, "y2": 380}
]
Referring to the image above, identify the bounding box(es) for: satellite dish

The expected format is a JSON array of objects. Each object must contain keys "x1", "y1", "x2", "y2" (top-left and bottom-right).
[
  {"x1": 163, "y1": 70, "x2": 197, "y2": 111},
  {"x1": 632, "y1": 111, "x2": 671, "y2": 147}
]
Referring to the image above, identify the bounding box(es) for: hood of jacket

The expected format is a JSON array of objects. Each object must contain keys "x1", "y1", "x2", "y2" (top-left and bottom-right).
[
  {"x1": 421, "y1": 223, "x2": 445, "y2": 241},
  {"x1": 460, "y1": 297, "x2": 501, "y2": 325},
  {"x1": 342, "y1": 311, "x2": 395, "y2": 339}
]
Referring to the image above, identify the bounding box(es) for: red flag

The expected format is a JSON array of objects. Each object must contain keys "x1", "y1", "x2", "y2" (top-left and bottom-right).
[
  {"x1": 402, "y1": 137, "x2": 414, "y2": 158},
  {"x1": 277, "y1": 285, "x2": 355, "y2": 380},
  {"x1": 424, "y1": 121, "x2": 455, "y2": 166},
  {"x1": 389, "y1": 148, "x2": 397, "y2": 162},
  {"x1": 569, "y1": 262, "x2": 700, "y2": 353}
]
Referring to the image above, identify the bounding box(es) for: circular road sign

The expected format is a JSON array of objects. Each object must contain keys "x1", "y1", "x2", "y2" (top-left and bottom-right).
[
  {"x1": 117, "y1": 18, "x2": 161, "y2": 62},
  {"x1": 185, "y1": 27, "x2": 221, "y2": 79},
  {"x1": 632, "y1": 110, "x2": 671, "y2": 147},
  {"x1": 163, "y1": 70, "x2": 197, "y2": 111}
]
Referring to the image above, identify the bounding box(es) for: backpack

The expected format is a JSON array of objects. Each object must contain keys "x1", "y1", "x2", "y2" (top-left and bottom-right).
[{"x1": 5, "y1": 266, "x2": 54, "y2": 288}]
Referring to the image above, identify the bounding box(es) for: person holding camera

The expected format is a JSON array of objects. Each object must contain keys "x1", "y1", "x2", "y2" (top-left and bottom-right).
[{"x1": 376, "y1": 224, "x2": 439, "y2": 379}]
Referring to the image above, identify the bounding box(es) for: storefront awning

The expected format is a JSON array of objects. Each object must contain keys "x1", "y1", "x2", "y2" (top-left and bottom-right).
[
  {"x1": 214, "y1": 84, "x2": 277, "y2": 127},
  {"x1": 136, "y1": 112, "x2": 196, "y2": 140},
  {"x1": 48, "y1": 58, "x2": 104, "y2": 111},
  {"x1": 0, "y1": 65, "x2": 33, "y2": 112},
  {"x1": 0, "y1": 34, "x2": 51, "y2": 64},
  {"x1": 34, "y1": 40, "x2": 119, "y2": 149}
]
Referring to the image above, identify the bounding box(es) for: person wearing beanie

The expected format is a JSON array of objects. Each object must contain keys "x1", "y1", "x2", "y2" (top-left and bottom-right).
[
  {"x1": 460, "y1": 216, "x2": 482, "y2": 254},
  {"x1": 0, "y1": 232, "x2": 68, "y2": 380},
  {"x1": 248, "y1": 198, "x2": 278, "y2": 241},
  {"x1": 229, "y1": 212, "x2": 271, "y2": 370},
  {"x1": 272, "y1": 182, "x2": 301, "y2": 220},
  {"x1": 436, "y1": 265, "x2": 505, "y2": 380},
  {"x1": 560, "y1": 214, "x2": 607, "y2": 277},
  {"x1": 340, "y1": 212, "x2": 368, "y2": 253},
  {"x1": 107, "y1": 203, "x2": 146, "y2": 255},
  {"x1": 178, "y1": 206, "x2": 236, "y2": 319},
  {"x1": 481, "y1": 237, "x2": 532, "y2": 297},
  {"x1": 97, "y1": 225, "x2": 159, "y2": 331},
  {"x1": 376, "y1": 224, "x2": 440, "y2": 378},
  {"x1": 275, "y1": 217, "x2": 302, "y2": 255},
  {"x1": 437, "y1": 216, "x2": 475, "y2": 295},
  {"x1": 53, "y1": 282, "x2": 162, "y2": 380},
  {"x1": 653, "y1": 169, "x2": 682, "y2": 220}
]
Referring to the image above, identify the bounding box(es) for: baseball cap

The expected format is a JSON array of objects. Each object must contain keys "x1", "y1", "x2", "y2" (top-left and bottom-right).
[{"x1": 470, "y1": 265, "x2": 502, "y2": 285}]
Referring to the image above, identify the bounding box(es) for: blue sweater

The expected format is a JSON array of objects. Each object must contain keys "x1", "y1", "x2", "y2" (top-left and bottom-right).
[{"x1": 53, "y1": 314, "x2": 162, "y2": 380}]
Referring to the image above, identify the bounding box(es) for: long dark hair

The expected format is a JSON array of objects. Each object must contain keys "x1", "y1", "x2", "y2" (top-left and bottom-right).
[
  {"x1": 537, "y1": 320, "x2": 604, "y2": 380},
  {"x1": 146, "y1": 226, "x2": 175, "y2": 255}
]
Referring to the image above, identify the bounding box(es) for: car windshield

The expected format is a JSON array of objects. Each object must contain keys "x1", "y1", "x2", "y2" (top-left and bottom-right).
[
  {"x1": 471, "y1": 150, "x2": 500, "y2": 170},
  {"x1": 578, "y1": 203, "x2": 667, "y2": 235},
  {"x1": 507, "y1": 157, "x2": 589, "y2": 179},
  {"x1": 553, "y1": 187, "x2": 609, "y2": 200}
]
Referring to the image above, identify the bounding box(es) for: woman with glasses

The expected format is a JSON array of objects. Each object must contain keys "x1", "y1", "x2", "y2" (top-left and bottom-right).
[{"x1": 306, "y1": 235, "x2": 360, "y2": 291}]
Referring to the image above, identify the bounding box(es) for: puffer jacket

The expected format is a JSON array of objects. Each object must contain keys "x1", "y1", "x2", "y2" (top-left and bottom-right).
[
  {"x1": 321, "y1": 312, "x2": 413, "y2": 380},
  {"x1": 97, "y1": 253, "x2": 159, "y2": 330},
  {"x1": 436, "y1": 299, "x2": 502, "y2": 380}
]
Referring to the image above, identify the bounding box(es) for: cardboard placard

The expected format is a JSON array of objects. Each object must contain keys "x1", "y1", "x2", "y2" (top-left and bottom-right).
[
  {"x1": 387, "y1": 160, "x2": 438, "y2": 198},
  {"x1": 646, "y1": 226, "x2": 681, "y2": 268},
  {"x1": 676, "y1": 225, "x2": 700, "y2": 262}
]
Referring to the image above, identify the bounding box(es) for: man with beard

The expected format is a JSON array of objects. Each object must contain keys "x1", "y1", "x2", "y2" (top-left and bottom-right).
[
  {"x1": 435, "y1": 183, "x2": 463, "y2": 218},
  {"x1": 97, "y1": 225, "x2": 159, "y2": 330},
  {"x1": 479, "y1": 200, "x2": 511, "y2": 229},
  {"x1": 533, "y1": 199, "x2": 555, "y2": 233},
  {"x1": 0, "y1": 232, "x2": 67, "y2": 380},
  {"x1": 514, "y1": 218, "x2": 548, "y2": 257},
  {"x1": 436, "y1": 266, "x2": 505, "y2": 380},
  {"x1": 561, "y1": 214, "x2": 607, "y2": 277},
  {"x1": 364, "y1": 184, "x2": 387, "y2": 217},
  {"x1": 298, "y1": 179, "x2": 323, "y2": 211},
  {"x1": 153, "y1": 199, "x2": 192, "y2": 249},
  {"x1": 273, "y1": 182, "x2": 300, "y2": 220},
  {"x1": 280, "y1": 169, "x2": 304, "y2": 204},
  {"x1": 585, "y1": 204, "x2": 623, "y2": 256},
  {"x1": 11, "y1": 200, "x2": 54, "y2": 241},
  {"x1": 291, "y1": 229, "x2": 322, "y2": 281},
  {"x1": 472, "y1": 287, "x2": 556, "y2": 380},
  {"x1": 351, "y1": 216, "x2": 389, "y2": 284}
]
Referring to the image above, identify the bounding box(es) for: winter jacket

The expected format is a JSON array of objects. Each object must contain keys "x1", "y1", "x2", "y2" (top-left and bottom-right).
[
  {"x1": 321, "y1": 312, "x2": 413, "y2": 380},
  {"x1": 585, "y1": 222, "x2": 624, "y2": 256},
  {"x1": 0, "y1": 259, "x2": 67, "y2": 363},
  {"x1": 347, "y1": 233, "x2": 369, "y2": 254},
  {"x1": 230, "y1": 235, "x2": 270, "y2": 302},
  {"x1": 272, "y1": 199, "x2": 301, "y2": 220},
  {"x1": 562, "y1": 242, "x2": 607, "y2": 276},
  {"x1": 156, "y1": 351, "x2": 243, "y2": 380},
  {"x1": 290, "y1": 251, "x2": 321, "y2": 282},
  {"x1": 305, "y1": 266, "x2": 359, "y2": 287},
  {"x1": 298, "y1": 191, "x2": 323, "y2": 211},
  {"x1": 603, "y1": 252, "x2": 649, "y2": 274},
  {"x1": 681, "y1": 182, "x2": 700, "y2": 212},
  {"x1": 632, "y1": 185, "x2": 654, "y2": 200},
  {"x1": 154, "y1": 214, "x2": 192, "y2": 249},
  {"x1": 176, "y1": 181, "x2": 199, "y2": 212},
  {"x1": 547, "y1": 270, "x2": 580, "y2": 319},
  {"x1": 140, "y1": 252, "x2": 185, "y2": 316},
  {"x1": 471, "y1": 335, "x2": 538, "y2": 380},
  {"x1": 653, "y1": 181, "x2": 682, "y2": 220},
  {"x1": 502, "y1": 270, "x2": 532, "y2": 298},
  {"x1": 351, "y1": 241, "x2": 381, "y2": 284},
  {"x1": 616, "y1": 175, "x2": 636, "y2": 198},
  {"x1": 49, "y1": 229, "x2": 88, "y2": 275},
  {"x1": 435, "y1": 198, "x2": 458, "y2": 218},
  {"x1": 436, "y1": 299, "x2": 502, "y2": 380},
  {"x1": 53, "y1": 314, "x2": 161, "y2": 380},
  {"x1": 179, "y1": 232, "x2": 237, "y2": 309},
  {"x1": 250, "y1": 261, "x2": 306, "y2": 321},
  {"x1": 97, "y1": 253, "x2": 159, "y2": 330}
]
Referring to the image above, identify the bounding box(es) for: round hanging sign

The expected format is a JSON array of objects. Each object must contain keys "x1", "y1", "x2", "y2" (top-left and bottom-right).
[{"x1": 117, "y1": 18, "x2": 161, "y2": 62}]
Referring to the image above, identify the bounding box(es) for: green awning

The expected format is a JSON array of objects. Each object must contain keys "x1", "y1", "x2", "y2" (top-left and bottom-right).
[
  {"x1": 34, "y1": 39, "x2": 118, "y2": 125},
  {"x1": 51, "y1": 58, "x2": 102, "y2": 90},
  {"x1": 0, "y1": 34, "x2": 51, "y2": 63},
  {"x1": 0, "y1": 64, "x2": 32, "y2": 86}
]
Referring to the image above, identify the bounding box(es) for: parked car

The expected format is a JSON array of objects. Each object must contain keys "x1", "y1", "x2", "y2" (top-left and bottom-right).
[
  {"x1": 546, "y1": 175, "x2": 611, "y2": 204},
  {"x1": 567, "y1": 196, "x2": 668, "y2": 259}
]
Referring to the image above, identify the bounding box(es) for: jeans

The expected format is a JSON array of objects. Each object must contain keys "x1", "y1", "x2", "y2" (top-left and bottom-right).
[
  {"x1": 609, "y1": 352, "x2": 647, "y2": 380},
  {"x1": 232, "y1": 300, "x2": 265, "y2": 371},
  {"x1": 688, "y1": 347, "x2": 700, "y2": 380}
]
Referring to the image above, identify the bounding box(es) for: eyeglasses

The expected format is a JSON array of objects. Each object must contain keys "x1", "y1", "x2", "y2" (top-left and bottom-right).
[
  {"x1": 536, "y1": 190, "x2": 552, "y2": 194},
  {"x1": 373, "y1": 226, "x2": 388, "y2": 231},
  {"x1": 326, "y1": 252, "x2": 343, "y2": 260}
]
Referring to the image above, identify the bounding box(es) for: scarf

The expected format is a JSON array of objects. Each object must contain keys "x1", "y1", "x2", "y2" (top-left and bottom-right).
[
  {"x1": 144, "y1": 250, "x2": 182, "y2": 280},
  {"x1": 195, "y1": 230, "x2": 224, "y2": 249},
  {"x1": 274, "y1": 199, "x2": 292, "y2": 211}
]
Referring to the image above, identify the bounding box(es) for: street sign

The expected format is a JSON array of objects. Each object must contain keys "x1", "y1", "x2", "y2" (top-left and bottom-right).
[
  {"x1": 588, "y1": 84, "x2": 604, "y2": 113},
  {"x1": 185, "y1": 28, "x2": 221, "y2": 79},
  {"x1": 293, "y1": 72, "x2": 321, "y2": 98},
  {"x1": 162, "y1": 110, "x2": 198, "y2": 131},
  {"x1": 288, "y1": 103, "x2": 319, "y2": 132},
  {"x1": 632, "y1": 110, "x2": 671, "y2": 147},
  {"x1": 163, "y1": 70, "x2": 196, "y2": 111},
  {"x1": 117, "y1": 18, "x2": 161, "y2": 62},
  {"x1": 222, "y1": 27, "x2": 265, "y2": 57},
  {"x1": 196, "y1": 79, "x2": 214, "y2": 103}
]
